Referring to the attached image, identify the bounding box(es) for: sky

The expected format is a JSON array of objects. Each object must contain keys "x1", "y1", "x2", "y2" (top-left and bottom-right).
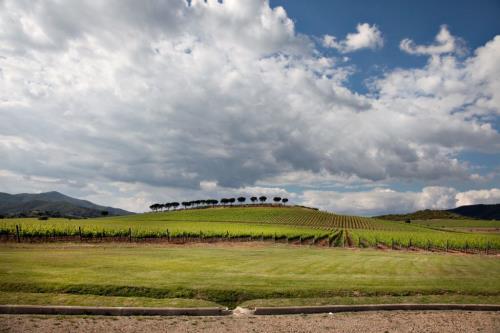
[{"x1": 0, "y1": 0, "x2": 499, "y2": 215}]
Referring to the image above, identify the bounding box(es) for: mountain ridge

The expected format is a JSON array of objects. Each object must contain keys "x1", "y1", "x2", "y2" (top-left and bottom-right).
[
  {"x1": 0, "y1": 191, "x2": 133, "y2": 218},
  {"x1": 375, "y1": 204, "x2": 500, "y2": 221}
]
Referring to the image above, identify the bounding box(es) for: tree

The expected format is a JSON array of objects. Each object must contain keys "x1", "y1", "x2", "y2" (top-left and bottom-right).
[
  {"x1": 229, "y1": 198, "x2": 236, "y2": 205},
  {"x1": 171, "y1": 202, "x2": 180, "y2": 210},
  {"x1": 220, "y1": 198, "x2": 228, "y2": 206},
  {"x1": 101, "y1": 210, "x2": 109, "y2": 216},
  {"x1": 250, "y1": 196, "x2": 257, "y2": 203},
  {"x1": 237, "y1": 197, "x2": 246, "y2": 204},
  {"x1": 282, "y1": 198, "x2": 288, "y2": 205},
  {"x1": 259, "y1": 196, "x2": 267, "y2": 203},
  {"x1": 212, "y1": 199, "x2": 219, "y2": 206},
  {"x1": 181, "y1": 201, "x2": 190, "y2": 209},
  {"x1": 149, "y1": 203, "x2": 161, "y2": 212},
  {"x1": 273, "y1": 197, "x2": 281, "y2": 204}
]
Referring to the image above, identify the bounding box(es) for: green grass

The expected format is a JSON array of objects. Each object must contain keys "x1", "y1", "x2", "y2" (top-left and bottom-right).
[
  {"x1": 0, "y1": 291, "x2": 220, "y2": 308},
  {"x1": 240, "y1": 295, "x2": 500, "y2": 308},
  {"x1": 0, "y1": 243, "x2": 499, "y2": 308}
]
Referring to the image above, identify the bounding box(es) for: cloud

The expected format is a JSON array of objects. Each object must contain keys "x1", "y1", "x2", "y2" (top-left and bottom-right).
[
  {"x1": 303, "y1": 187, "x2": 499, "y2": 216},
  {"x1": 456, "y1": 188, "x2": 500, "y2": 206},
  {"x1": 400, "y1": 25, "x2": 467, "y2": 56},
  {"x1": 323, "y1": 23, "x2": 383, "y2": 53},
  {"x1": 0, "y1": 1, "x2": 499, "y2": 212}
]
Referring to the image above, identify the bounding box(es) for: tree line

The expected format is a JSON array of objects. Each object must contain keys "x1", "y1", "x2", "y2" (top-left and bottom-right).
[{"x1": 149, "y1": 196, "x2": 288, "y2": 212}]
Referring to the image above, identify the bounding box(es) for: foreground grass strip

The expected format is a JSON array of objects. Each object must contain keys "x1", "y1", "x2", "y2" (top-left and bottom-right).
[
  {"x1": 0, "y1": 244, "x2": 499, "y2": 307},
  {"x1": 240, "y1": 295, "x2": 500, "y2": 308},
  {"x1": 0, "y1": 292, "x2": 221, "y2": 308}
]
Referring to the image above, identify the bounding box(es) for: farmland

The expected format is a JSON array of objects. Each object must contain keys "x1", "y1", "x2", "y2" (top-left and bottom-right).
[
  {"x1": 411, "y1": 219, "x2": 500, "y2": 233},
  {"x1": 0, "y1": 206, "x2": 498, "y2": 252},
  {"x1": 0, "y1": 206, "x2": 499, "y2": 309},
  {"x1": 1, "y1": 243, "x2": 499, "y2": 308}
]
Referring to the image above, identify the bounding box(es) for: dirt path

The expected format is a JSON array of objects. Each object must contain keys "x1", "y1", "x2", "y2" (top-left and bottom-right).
[{"x1": 1, "y1": 311, "x2": 499, "y2": 333}]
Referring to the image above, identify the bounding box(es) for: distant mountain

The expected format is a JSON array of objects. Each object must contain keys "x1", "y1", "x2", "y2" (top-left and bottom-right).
[
  {"x1": 375, "y1": 204, "x2": 500, "y2": 221},
  {"x1": 448, "y1": 204, "x2": 500, "y2": 220},
  {"x1": 0, "y1": 191, "x2": 133, "y2": 218}
]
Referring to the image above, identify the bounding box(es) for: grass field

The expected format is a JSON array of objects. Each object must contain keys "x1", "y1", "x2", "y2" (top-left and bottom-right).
[
  {"x1": 1, "y1": 206, "x2": 499, "y2": 251},
  {"x1": 0, "y1": 243, "x2": 499, "y2": 308}
]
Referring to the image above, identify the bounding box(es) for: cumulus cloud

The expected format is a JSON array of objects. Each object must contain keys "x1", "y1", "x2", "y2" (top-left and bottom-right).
[
  {"x1": 0, "y1": 1, "x2": 499, "y2": 212},
  {"x1": 303, "y1": 187, "x2": 500, "y2": 216},
  {"x1": 456, "y1": 188, "x2": 500, "y2": 206},
  {"x1": 400, "y1": 25, "x2": 467, "y2": 56},
  {"x1": 323, "y1": 23, "x2": 383, "y2": 53}
]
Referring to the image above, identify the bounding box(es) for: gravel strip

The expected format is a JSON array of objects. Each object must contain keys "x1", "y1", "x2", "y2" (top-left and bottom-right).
[{"x1": 1, "y1": 311, "x2": 499, "y2": 333}]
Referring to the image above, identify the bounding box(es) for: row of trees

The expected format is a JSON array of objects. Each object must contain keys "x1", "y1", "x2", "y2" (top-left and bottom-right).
[{"x1": 149, "y1": 196, "x2": 289, "y2": 212}]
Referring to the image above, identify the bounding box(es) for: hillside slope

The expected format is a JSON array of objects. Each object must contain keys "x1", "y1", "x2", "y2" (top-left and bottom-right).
[
  {"x1": 448, "y1": 204, "x2": 500, "y2": 220},
  {"x1": 375, "y1": 209, "x2": 464, "y2": 221},
  {"x1": 376, "y1": 204, "x2": 500, "y2": 221},
  {"x1": 0, "y1": 191, "x2": 132, "y2": 218}
]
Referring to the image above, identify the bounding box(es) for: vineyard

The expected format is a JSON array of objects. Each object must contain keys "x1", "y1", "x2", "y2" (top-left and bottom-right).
[{"x1": 0, "y1": 206, "x2": 498, "y2": 253}]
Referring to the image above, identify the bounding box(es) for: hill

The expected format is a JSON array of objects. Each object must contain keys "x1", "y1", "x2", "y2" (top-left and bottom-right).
[
  {"x1": 448, "y1": 204, "x2": 500, "y2": 220},
  {"x1": 376, "y1": 204, "x2": 500, "y2": 221},
  {"x1": 375, "y1": 209, "x2": 465, "y2": 221},
  {"x1": 0, "y1": 191, "x2": 133, "y2": 218}
]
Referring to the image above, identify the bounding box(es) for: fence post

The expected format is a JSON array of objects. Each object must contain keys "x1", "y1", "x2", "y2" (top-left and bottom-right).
[
  {"x1": 79, "y1": 227, "x2": 82, "y2": 241},
  {"x1": 446, "y1": 240, "x2": 449, "y2": 252},
  {"x1": 16, "y1": 225, "x2": 20, "y2": 243},
  {"x1": 129, "y1": 228, "x2": 132, "y2": 242},
  {"x1": 465, "y1": 241, "x2": 468, "y2": 254},
  {"x1": 391, "y1": 238, "x2": 394, "y2": 250},
  {"x1": 167, "y1": 229, "x2": 170, "y2": 242},
  {"x1": 409, "y1": 238, "x2": 412, "y2": 248},
  {"x1": 486, "y1": 241, "x2": 489, "y2": 255}
]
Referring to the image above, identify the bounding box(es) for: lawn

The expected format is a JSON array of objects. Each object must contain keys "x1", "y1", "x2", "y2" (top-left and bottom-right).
[{"x1": 0, "y1": 243, "x2": 499, "y2": 307}]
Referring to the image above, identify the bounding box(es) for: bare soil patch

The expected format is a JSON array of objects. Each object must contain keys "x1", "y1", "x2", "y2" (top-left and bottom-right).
[{"x1": 1, "y1": 311, "x2": 499, "y2": 333}]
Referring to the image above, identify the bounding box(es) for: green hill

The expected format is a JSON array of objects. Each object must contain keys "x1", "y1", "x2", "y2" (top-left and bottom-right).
[
  {"x1": 0, "y1": 191, "x2": 132, "y2": 218},
  {"x1": 375, "y1": 209, "x2": 466, "y2": 221},
  {"x1": 1, "y1": 206, "x2": 499, "y2": 251}
]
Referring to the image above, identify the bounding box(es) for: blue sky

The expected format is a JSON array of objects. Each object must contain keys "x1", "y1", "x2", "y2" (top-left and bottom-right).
[
  {"x1": 0, "y1": 0, "x2": 499, "y2": 215},
  {"x1": 272, "y1": 0, "x2": 500, "y2": 93}
]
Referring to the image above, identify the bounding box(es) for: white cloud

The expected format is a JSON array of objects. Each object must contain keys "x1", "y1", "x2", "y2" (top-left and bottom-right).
[
  {"x1": 0, "y1": 1, "x2": 498, "y2": 212},
  {"x1": 456, "y1": 188, "x2": 500, "y2": 206},
  {"x1": 400, "y1": 25, "x2": 467, "y2": 56},
  {"x1": 303, "y1": 187, "x2": 499, "y2": 216},
  {"x1": 323, "y1": 23, "x2": 383, "y2": 53}
]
